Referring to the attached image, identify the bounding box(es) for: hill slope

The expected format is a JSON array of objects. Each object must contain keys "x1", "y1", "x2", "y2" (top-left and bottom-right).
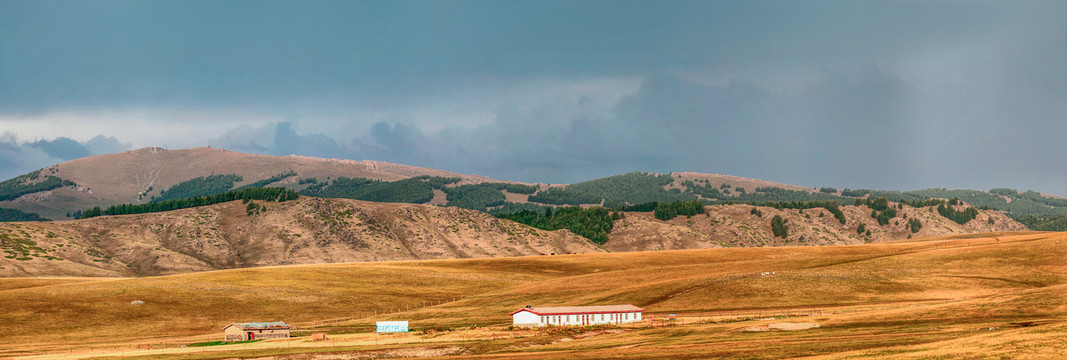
[
  {"x1": 0, "y1": 197, "x2": 601, "y2": 277},
  {"x1": 0, "y1": 147, "x2": 503, "y2": 220},
  {"x1": 1, "y1": 196, "x2": 1024, "y2": 277},
  {"x1": 604, "y1": 203, "x2": 1026, "y2": 251}
]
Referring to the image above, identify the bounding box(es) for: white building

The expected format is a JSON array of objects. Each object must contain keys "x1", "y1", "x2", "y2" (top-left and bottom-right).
[{"x1": 510, "y1": 305, "x2": 644, "y2": 328}]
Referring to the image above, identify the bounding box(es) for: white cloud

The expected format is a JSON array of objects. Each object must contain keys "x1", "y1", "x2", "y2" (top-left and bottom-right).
[{"x1": 0, "y1": 108, "x2": 273, "y2": 149}]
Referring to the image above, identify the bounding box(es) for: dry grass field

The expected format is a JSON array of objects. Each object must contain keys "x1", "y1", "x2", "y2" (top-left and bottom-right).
[{"x1": 3, "y1": 231, "x2": 1066, "y2": 359}]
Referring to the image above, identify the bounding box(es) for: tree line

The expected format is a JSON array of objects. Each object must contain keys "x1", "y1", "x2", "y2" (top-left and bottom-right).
[
  {"x1": 526, "y1": 173, "x2": 691, "y2": 208},
  {"x1": 152, "y1": 174, "x2": 244, "y2": 202},
  {"x1": 1013, "y1": 214, "x2": 1067, "y2": 231},
  {"x1": 0, "y1": 207, "x2": 50, "y2": 222},
  {"x1": 300, "y1": 176, "x2": 460, "y2": 204},
  {"x1": 443, "y1": 183, "x2": 507, "y2": 210},
  {"x1": 653, "y1": 200, "x2": 706, "y2": 220},
  {"x1": 495, "y1": 206, "x2": 619, "y2": 245},
  {"x1": 235, "y1": 170, "x2": 296, "y2": 190},
  {"x1": 80, "y1": 187, "x2": 299, "y2": 219},
  {"x1": 937, "y1": 204, "x2": 979, "y2": 225},
  {"x1": 749, "y1": 200, "x2": 846, "y2": 225}
]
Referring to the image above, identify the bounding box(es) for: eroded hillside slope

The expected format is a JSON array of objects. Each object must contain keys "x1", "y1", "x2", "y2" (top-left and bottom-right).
[
  {"x1": 0, "y1": 197, "x2": 600, "y2": 277},
  {"x1": 605, "y1": 203, "x2": 1026, "y2": 251}
]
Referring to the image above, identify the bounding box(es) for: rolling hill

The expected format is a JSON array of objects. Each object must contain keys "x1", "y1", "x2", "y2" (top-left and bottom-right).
[
  {"x1": 5, "y1": 147, "x2": 1067, "y2": 232},
  {"x1": 603, "y1": 202, "x2": 1026, "y2": 251},
  {"x1": 0, "y1": 147, "x2": 506, "y2": 220},
  {"x1": 2, "y1": 232, "x2": 1065, "y2": 359},
  {"x1": 0, "y1": 196, "x2": 601, "y2": 277},
  {"x1": 0, "y1": 147, "x2": 1042, "y2": 278},
  {"x1": 0, "y1": 193, "x2": 1025, "y2": 277}
]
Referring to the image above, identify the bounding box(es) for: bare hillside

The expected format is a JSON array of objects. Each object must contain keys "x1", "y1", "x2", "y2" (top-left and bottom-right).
[
  {"x1": 0, "y1": 197, "x2": 601, "y2": 277},
  {"x1": 604, "y1": 203, "x2": 1026, "y2": 251}
]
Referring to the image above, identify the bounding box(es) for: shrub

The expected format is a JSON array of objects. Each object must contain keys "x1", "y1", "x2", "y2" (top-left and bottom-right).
[
  {"x1": 909, "y1": 218, "x2": 922, "y2": 233},
  {"x1": 771, "y1": 215, "x2": 789, "y2": 238},
  {"x1": 938, "y1": 204, "x2": 978, "y2": 225}
]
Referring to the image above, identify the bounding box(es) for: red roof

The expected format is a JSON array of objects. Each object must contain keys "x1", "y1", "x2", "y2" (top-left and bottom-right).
[{"x1": 510, "y1": 305, "x2": 644, "y2": 316}]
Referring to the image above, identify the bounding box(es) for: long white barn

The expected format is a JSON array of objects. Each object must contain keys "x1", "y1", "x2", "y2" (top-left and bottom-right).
[{"x1": 510, "y1": 305, "x2": 644, "y2": 327}]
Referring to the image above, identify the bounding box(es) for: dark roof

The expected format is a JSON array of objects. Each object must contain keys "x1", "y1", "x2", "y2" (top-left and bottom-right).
[
  {"x1": 510, "y1": 305, "x2": 644, "y2": 316},
  {"x1": 223, "y1": 321, "x2": 291, "y2": 331}
]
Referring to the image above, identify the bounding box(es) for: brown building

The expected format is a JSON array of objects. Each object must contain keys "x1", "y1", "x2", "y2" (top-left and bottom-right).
[{"x1": 223, "y1": 321, "x2": 292, "y2": 342}]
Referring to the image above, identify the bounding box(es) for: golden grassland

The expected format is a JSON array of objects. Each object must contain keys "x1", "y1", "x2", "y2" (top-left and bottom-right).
[{"x1": 3, "y1": 231, "x2": 1067, "y2": 359}]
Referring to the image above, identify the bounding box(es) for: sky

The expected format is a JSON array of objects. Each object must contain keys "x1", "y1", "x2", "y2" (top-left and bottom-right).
[{"x1": 1, "y1": 0, "x2": 1066, "y2": 195}]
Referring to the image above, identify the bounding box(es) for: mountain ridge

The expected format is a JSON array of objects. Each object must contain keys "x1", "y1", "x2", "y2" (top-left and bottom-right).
[{"x1": 0, "y1": 147, "x2": 812, "y2": 220}]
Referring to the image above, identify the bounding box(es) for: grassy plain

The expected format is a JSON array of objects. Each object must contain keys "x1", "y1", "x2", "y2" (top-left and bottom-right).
[{"x1": 3, "y1": 231, "x2": 1066, "y2": 359}]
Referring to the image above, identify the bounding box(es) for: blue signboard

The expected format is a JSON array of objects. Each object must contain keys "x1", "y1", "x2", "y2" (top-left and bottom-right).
[{"x1": 376, "y1": 321, "x2": 409, "y2": 333}]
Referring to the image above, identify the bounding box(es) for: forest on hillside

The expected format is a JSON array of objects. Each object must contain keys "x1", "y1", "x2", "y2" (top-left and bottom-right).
[
  {"x1": 0, "y1": 170, "x2": 76, "y2": 202},
  {"x1": 300, "y1": 175, "x2": 460, "y2": 203},
  {"x1": 152, "y1": 174, "x2": 244, "y2": 202},
  {"x1": 80, "y1": 187, "x2": 300, "y2": 219},
  {"x1": 4, "y1": 167, "x2": 1067, "y2": 233},
  {"x1": 527, "y1": 172, "x2": 693, "y2": 207},
  {"x1": 0, "y1": 208, "x2": 50, "y2": 222}
]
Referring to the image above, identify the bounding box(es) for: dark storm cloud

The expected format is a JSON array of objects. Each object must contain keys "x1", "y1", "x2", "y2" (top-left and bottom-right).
[
  {"x1": 355, "y1": 122, "x2": 432, "y2": 166},
  {"x1": 0, "y1": 133, "x2": 131, "y2": 180},
  {"x1": 27, "y1": 137, "x2": 92, "y2": 161},
  {"x1": 0, "y1": 0, "x2": 730, "y2": 113},
  {"x1": 5, "y1": 0, "x2": 1006, "y2": 113},
  {"x1": 2, "y1": 1, "x2": 1066, "y2": 195},
  {"x1": 23, "y1": 135, "x2": 126, "y2": 161},
  {"x1": 271, "y1": 122, "x2": 349, "y2": 159},
  {"x1": 209, "y1": 122, "x2": 351, "y2": 159},
  {"x1": 230, "y1": 70, "x2": 915, "y2": 186},
  {"x1": 84, "y1": 135, "x2": 131, "y2": 155}
]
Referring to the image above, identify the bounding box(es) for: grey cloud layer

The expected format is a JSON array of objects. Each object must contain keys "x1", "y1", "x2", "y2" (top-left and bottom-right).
[
  {"x1": 1, "y1": 1, "x2": 1065, "y2": 195},
  {"x1": 210, "y1": 60, "x2": 1067, "y2": 195}
]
